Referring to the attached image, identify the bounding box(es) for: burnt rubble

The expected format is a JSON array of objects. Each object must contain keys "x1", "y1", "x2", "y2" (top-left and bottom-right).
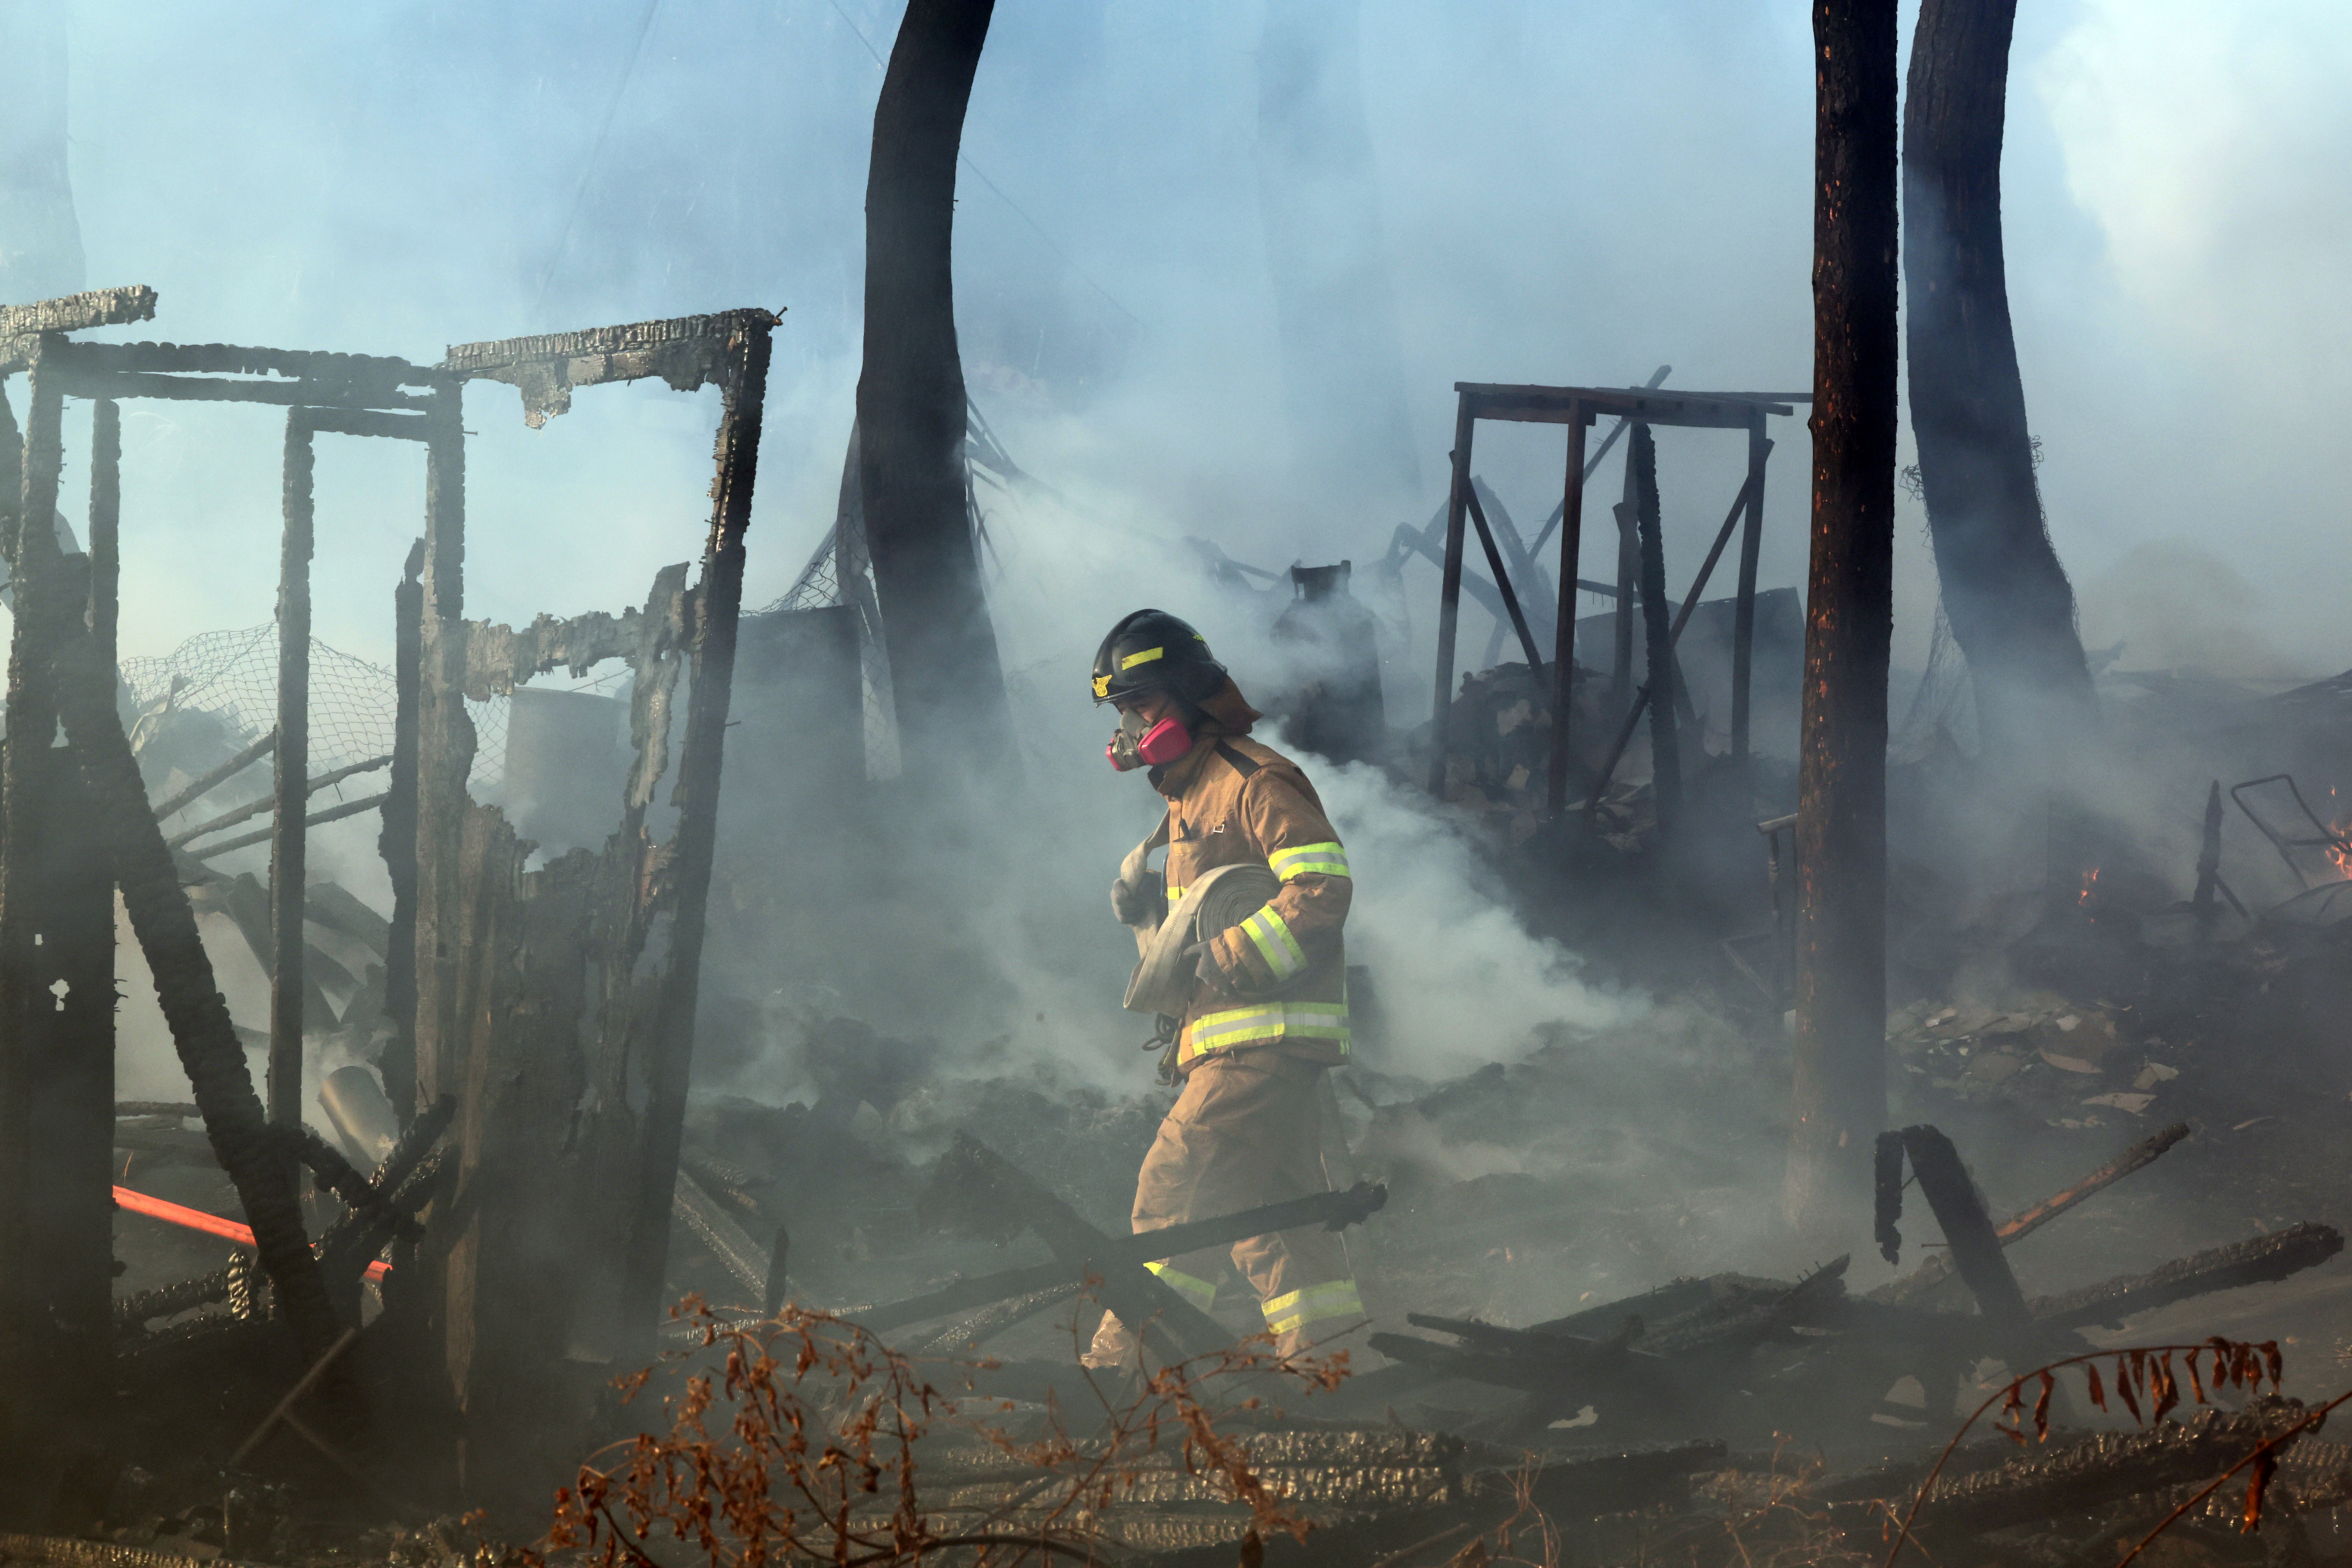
[{"x1": 5, "y1": 288, "x2": 2352, "y2": 1568}]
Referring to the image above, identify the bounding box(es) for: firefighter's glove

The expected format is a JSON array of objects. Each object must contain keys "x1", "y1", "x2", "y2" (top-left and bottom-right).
[
  {"x1": 1111, "y1": 870, "x2": 1163, "y2": 927},
  {"x1": 1185, "y1": 940, "x2": 1227, "y2": 990}
]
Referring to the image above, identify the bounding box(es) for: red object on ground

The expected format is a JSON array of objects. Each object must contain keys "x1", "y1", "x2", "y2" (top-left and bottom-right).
[{"x1": 113, "y1": 1185, "x2": 390, "y2": 1283}]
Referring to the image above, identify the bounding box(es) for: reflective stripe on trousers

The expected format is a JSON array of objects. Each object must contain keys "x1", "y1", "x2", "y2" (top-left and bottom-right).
[
  {"x1": 1262, "y1": 1278, "x2": 1365, "y2": 1338},
  {"x1": 1144, "y1": 1259, "x2": 1218, "y2": 1311}
]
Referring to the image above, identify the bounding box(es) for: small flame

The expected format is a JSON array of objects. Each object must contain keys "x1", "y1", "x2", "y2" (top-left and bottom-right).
[{"x1": 2079, "y1": 866, "x2": 2100, "y2": 906}]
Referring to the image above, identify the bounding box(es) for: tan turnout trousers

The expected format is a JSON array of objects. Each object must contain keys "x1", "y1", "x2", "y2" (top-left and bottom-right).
[{"x1": 1083, "y1": 1052, "x2": 1363, "y2": 1367}]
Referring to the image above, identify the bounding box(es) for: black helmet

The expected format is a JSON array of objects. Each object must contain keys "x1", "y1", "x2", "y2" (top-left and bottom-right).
[{"x1": 1091, "y1": 609, "x2": 1226, "y2": 706}]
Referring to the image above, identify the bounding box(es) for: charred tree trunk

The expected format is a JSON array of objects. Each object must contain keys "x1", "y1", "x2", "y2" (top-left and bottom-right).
[
  {"x1": 1904, "y1": 0, "x2": 2093, "y2": 758},
  {"x1": 1255, "y1": 0, "x2": 1419, "y2": 505},
  {"x1": 858, "y1": 0, "x2": 1015, "y2": 784},
  {"x1": 0, "y1": 1, "x2": 86, "y2": 302},
  {"x1": 1787, "y1": 0, "x2": 1898, "y2": 1238}
]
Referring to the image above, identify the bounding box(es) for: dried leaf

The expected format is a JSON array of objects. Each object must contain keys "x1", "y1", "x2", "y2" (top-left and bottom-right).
[
  {"x1": 2245, "y1": 1448, "x2": 2280, "y2": 1532},
  {"x1": 2116, "y1": 1355, "x2": 2144, "y2": 1422},
  {"x1": 2085, "y1": 1362, "x2": 2107, "y2": 1411},
  {"x1": 2033, "y1": 1371, "x2": 2055, "y2": 1439},
  {"x1": 2154, "y1": 1354, "x2": 2183, "y2": 1429}
]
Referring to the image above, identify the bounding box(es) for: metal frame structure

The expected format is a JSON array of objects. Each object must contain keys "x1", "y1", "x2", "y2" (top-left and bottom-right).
[{"x1": 1426, "y1": 382, "x2": 1804, "y2": 816}]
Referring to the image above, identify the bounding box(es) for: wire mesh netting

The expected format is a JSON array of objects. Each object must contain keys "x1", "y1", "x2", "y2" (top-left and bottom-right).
[{"x1": 121, "y1": 624, "x2": 511, "y2": 793}]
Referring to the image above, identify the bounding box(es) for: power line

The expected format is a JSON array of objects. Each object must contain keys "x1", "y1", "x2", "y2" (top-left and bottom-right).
[
  {"x1": 826, "y1": 0, "x2": 1142, "y2": 328},
  {"x1": 532, "y1": 0, "x2": 666, "y2": 320}
]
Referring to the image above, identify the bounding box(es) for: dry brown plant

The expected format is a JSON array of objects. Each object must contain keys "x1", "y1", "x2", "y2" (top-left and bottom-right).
[
  {"x1": 1880, "y1": 1338, "x2": 2288, "y2": 1568},
  {"x1": 523, "y1": 1294, "x2": 1351, "y2": 1568}
]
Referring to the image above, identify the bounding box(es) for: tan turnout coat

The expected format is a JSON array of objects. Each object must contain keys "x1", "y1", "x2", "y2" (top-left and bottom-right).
[{"x1": 1149, "y1": 731, "x2": 1352, "y2": 1074}]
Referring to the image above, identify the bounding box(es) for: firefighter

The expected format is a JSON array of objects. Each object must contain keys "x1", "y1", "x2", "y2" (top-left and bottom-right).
[{"x1": 1084, "y1": 608, "x2": 1364, "y2": 1367}]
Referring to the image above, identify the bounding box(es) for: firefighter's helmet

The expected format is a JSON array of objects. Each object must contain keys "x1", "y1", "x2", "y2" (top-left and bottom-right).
[{"x1": 1090, "y1": 609, "x2": 1226, "y2": 706}]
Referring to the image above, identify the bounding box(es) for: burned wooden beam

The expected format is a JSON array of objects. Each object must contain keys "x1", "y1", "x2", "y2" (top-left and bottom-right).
[
  {"x1": 1730, "y1": 412, "x2": 1770, "y2": 762},
  {"x1": 1630, "y1": 424, "x2": 1683, "y2": 832},
  {"x1": 1834, "y1": 1400, "x2": 2309, "y2": 1539},
  {"x1": 444, "y1": 308, "x2": 778, "y2": 428},
  {"x1": 1877, "y1": 1125, "x2": 2031, "y2": 1334},
  {"x1": 1461, "y1": 478, "x2": 1547, "y2": 673},
  {"x1": 1426, "y1": 402, "x2": 1477, "y2": 797},
  {"x1": 2028, "y1": 1222, "x2": 2342, "y2": 1330},
  {"x1": 164, "y1": 753, "x2": 390, "y2": 849},
  {"x1": 861, "y1": 1180, "x2": 1387, "y2": 1336},
  {"x1": 1458, "y1": 382, "x2": 1792, "y2": 427},
  {"x1": 0, "y1": 345, "x2": 117, "y2": 1515},
  {"x1": 0, "y1": 283, "x2": 157, "y2": 372},
  {"x1": 48, "y1": 630, "x2": 343, "y2": 1372},
  {"x1": 921, "y1": 1132, "x2": 1234, "y2": 1362},
  {"x1": 1877, "y1": 1121, "x2": 2192, "y2": 1310},
  {"x1": 149, "y1": 730, "x2": 276, "y2": 823},
  {"x1": 270, "y1": 413, "x2": 316, "y2": 1134},
  {"x1": 673, "y1": 1169, "x2": 771, "y2": 1304},
  {"x1": 185, "y1": 792, "x2": 390, "y2": 862}
]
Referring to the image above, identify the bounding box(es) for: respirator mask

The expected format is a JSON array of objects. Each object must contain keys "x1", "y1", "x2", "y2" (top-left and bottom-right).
[{"x1": 1107, "y1": 707, "x2": 1193, "y2": 771}]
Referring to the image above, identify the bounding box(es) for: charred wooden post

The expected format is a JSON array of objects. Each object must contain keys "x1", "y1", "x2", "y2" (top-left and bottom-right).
[
  {"x1": 858, "y1": 0, "x2": 1015, "y2": 784},
  {"x1": 1545, "y1": 404, "x2": 1589, "y2": 817},
  {"x1": 271, "y1": 413, "x2": 315, "y2": 1133},
  {"x1": 923, "y1": 1133, "x2": 1232, "y2": 1364},
  {"x1": 615, "y1": 318, "x2": 773, "y2": 1349},
  {"x1": 419, "y1": 312, "x2": 777, "y2": 1496},
  {"x1": 49, "y1": 629, "x2": 343, "y2": 1365},
  {"x1": 1426, "y1": 397, "x2": 1475, "y2": 797},
  {"x1": 1583, "y1": 463, "x2": 1770, "y2": 811},
  {"x1": 87, "y1": 399, "x2": 117, "y2": 665},
  {"x1": 1787, "y1": 0, "x2": 1900, "y2": 1237},
  {"x1": 1630, "y1": 424, "x2": 1682, "y2": 834},
  {"x1": 2192, "y1": 779, "x2": 2224, "y2": 941},
  {"x1": 1875, "y1": 1125, "x2": 2028, "y2": 1336},
  {"x1": 0, "y1": 344, "x2": 118, "y2": 1522},
  {"x1": 377, "y1": 538, "x2": 424, "y2": 1122},
  {"x1": 1610, "y1": 450, "x2": 1638, "y2": 723},
  {"x1": 1731, "y1": 412, "x2": 1769, "y2": 764},
  {"x1": 1461, "y1": 472, "x2": 1545, "y2": 673}
]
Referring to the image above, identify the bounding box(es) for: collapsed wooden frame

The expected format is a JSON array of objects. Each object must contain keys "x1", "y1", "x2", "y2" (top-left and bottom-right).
[
  {"x1": 1426, "y1": 381, "x2": 1804, "y2": 817},
  {"x1": 0, "y1": 287, "x2": 779, "y2": 1478}
]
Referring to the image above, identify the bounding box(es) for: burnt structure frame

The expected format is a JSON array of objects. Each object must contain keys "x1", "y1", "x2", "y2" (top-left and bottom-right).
[
  {"x1": 1426, "y1": 382, "x2": 1801, "y2": 817},
  {"x1": 1, "y1": 290, "x2": 780, "y2": 1490},
  {"x1": 0, "y1": 285, "x2": 445, "y2": 1480},
  {"x1": 418, "y1": 308, "x2": 777, "y2": 1408}
]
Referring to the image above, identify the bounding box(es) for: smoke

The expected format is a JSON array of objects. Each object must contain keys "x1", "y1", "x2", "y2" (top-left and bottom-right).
[{"x1": 23, "y1": 2, "x2": 2352, "y2": 1288}]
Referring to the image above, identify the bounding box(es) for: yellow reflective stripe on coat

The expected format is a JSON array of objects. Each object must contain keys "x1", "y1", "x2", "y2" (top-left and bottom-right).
[
  {"x1": 1268, "y1": 841, "x2": 1350, "y2": 880},
  {"x1": 1145, "y1": 1260, "x2": 1218, "y2": 1310},
  {"x1": 1186, "y1": 1002, "x2": 1350, "y2": 1054},
  {"x1": 1262, "y1": 1279, "x2": 1365, "y2": 1337},
  {"x1": 1241, "y1": 906, "x2": 1308, "y2": 981},
  {"x1": 1166, "y1": 885, "x2": 1185, "y2": 903},
  {"x1": 1121, "y1": 646, "x2": 1165, "y2": 670}
]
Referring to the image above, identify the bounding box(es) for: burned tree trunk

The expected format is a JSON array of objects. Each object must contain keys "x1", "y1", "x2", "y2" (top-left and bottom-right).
[
  {"x1": 858, "y1": 0, "x2": 1016, "y2": 784},
  {"x1": 1255, "y1": 0, "x2": 1419, "y2": 504},
  {"x1": 1787, "y1": 0, "x2": 1898, "y2": 1238},
  {"x1": 0, "y1": 1, "x2": 86, "y2": 302},
  {"x1": 1904, "y1": 0, "x2": 2093, "y2": 758}
]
